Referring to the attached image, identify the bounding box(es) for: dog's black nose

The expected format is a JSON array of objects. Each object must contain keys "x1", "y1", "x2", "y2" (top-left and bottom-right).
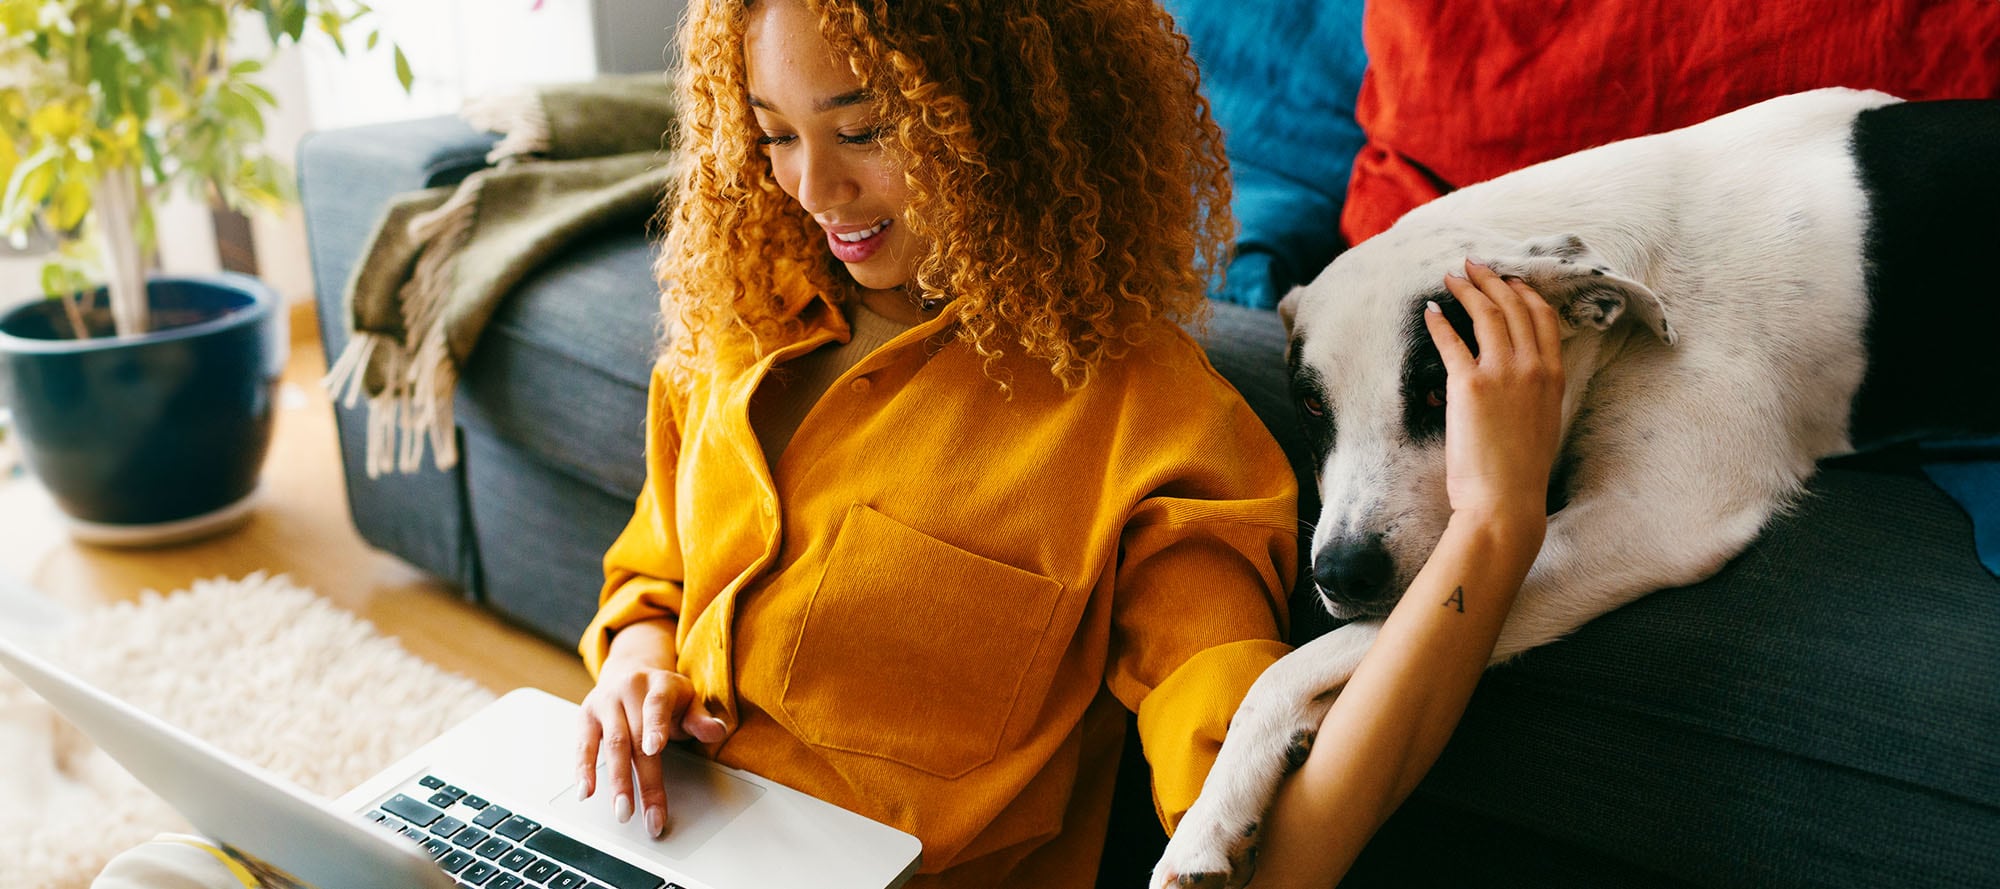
[{"x1": 1314, "y1": 534, "x2": 1393, "y2": 603}]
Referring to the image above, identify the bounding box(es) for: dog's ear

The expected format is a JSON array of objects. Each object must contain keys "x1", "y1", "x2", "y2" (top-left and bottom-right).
[
  {"x1": 1488, "y1": 234, "x2": 1678, "y2": 345},
  {"x1": 1277, "y1": 285, "x2": 1303, "y2": 339}
]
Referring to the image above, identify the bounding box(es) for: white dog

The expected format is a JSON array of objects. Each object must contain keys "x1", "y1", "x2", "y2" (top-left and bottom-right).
[{"x1": 1153, "y1": 87, "x2": 2000, "y2": 886}]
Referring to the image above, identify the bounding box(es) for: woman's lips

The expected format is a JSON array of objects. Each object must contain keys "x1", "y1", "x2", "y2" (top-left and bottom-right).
[{"x1": 826, "y1": 219, "x2": 891, "y2": 263}]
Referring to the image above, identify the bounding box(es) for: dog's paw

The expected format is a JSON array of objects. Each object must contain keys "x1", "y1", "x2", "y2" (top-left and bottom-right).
[{"x1": 1151, "y1": 806, "x2": 1261, "y2": 889}]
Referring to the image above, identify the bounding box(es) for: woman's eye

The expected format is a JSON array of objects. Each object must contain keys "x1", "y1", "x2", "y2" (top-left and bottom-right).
[
  {"x1": 756, "y1": 133, "x2": 795, "y2": 148},
  {"x1": 1300, "y1": 395, "x2": 1326, "y2": 417},
  {"x1": 1425, "y1": 388, "x2": 1446, "y2": 409},
  {"x1": 838, "y1": 127, "x2": 882, "y2": 145}
]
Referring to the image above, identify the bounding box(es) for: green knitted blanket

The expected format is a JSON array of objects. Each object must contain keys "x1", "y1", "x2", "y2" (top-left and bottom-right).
[{"x1": 323, "y1": 74, "x2": 675, "y2": 476}]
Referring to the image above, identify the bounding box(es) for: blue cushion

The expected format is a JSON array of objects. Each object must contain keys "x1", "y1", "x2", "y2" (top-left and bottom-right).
[
  {"x1": 1164, "y1": 0, "x2": 1369, "y2": 309},
  {"x1": 1922, "y1": 439, "x2": 2000, "y2": 576}
]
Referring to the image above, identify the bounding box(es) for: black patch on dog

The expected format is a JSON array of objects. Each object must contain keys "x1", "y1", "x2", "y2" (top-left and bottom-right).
[
  {"x1": 1283, "y1": 729, "x2": 1315, "y2": 771},
  {"x1": 1288, "y1": 337, "x2": 1336, "y2": 462},
  {"x1": 1401, "y1": 290, "x2": 1477, "y2": 444},
  {"x1": 1848, "y1": 99, "x2": 2000, "y2": 445}
]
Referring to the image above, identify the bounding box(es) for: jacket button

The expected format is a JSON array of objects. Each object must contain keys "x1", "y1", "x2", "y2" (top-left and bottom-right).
[{"x1": 849, "y1": 376, "x2": 871, "y2": 394}]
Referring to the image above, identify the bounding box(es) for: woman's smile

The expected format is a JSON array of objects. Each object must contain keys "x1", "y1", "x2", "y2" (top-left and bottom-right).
[{"x1": 824, "y1": 218, "x2": 893, "y2": 263}]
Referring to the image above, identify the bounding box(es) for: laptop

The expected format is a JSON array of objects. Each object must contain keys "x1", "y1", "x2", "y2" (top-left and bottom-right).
[{"x1": 0, "y1": 633, "x2": 921, "y2": 889}]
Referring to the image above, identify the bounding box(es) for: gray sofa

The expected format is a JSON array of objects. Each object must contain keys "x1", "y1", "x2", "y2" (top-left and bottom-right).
[{"x1": 300, "y1": 113, "x2": 1997, "y2": 888}]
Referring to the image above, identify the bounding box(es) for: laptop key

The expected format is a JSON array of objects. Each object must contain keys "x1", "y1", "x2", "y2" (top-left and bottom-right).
[
  {"x1": 488, "y1": 876, "x2": 524, "y2": 889},
  {"x1": 523, "y1": 828, "x2": 665, "y2": 889},
  {"x1": 523, "y1": 859, "x2": 561, "y2": 883},
  {"x1": 430, "y1": 816, "x2": 466, "y2": 839},
  {"x1": 472, "y1": 805, "x2": 513, "y2": 829},
  {"x1": 461, "y1": 861, "x2": 500, "y2": 885},
  {"x1": 453, "y1": 826, "x2": 490, "y2": 849},
  {"x1": 439, "y1": 850, "x2": 476, "y2": 874},
  {"x1": 441, "y1": 784, "x2": 469, "y2": 801},
  {"x1": 547, "y1": 870, "x2": 586, "y2": 889},
  {"x1": 474, "y1": 837, "x2": 513, "y2": 860},
  {"x1": 420, "y1": 775, "x2": 446, "y2": 790},
  {"x1": 383, "y1": 794, "x2": 445, "y2": 827},
  {"x1": 430, "y1": 791, "x2": 460, "y2": 809},
  {"x1": 498, "y1": 849, "x2": 537, "y2": 872},
  {"x1": 422, "y1": 838, "x2": 452, "y2": 859},
  {"x1": 494, "y1": 814, "x2": 540, "y2": 841},
  {"x1": 463, "y1": 795, "x2": 490, "y2": 809}
]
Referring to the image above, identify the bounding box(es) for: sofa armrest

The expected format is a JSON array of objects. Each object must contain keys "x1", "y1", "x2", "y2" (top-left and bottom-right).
[
  {"x1": 297, "y1": 116, "x2": 500, "y2": 596},
  {"x1": 300, "y1": 115, "x2": 498, "y2": 354}
]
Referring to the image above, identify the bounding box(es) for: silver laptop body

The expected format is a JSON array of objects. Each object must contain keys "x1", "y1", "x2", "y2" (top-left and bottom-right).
[{"x1": 0, "y1": 633, "x2": 921, "y2": 889}]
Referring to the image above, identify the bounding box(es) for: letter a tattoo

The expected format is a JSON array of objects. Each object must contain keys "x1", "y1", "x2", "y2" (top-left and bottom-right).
[{"x1": 1444, "y1": 586, "x2": 1465, "y2": 613}]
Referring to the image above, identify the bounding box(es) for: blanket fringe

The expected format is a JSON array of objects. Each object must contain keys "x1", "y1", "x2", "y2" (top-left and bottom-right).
[
  {"x1": 462, "y1": 87, "x2": 549, "y2": 165},
  {"x1": 320, "y1": 176, "x2": 483, "y2": 477}
]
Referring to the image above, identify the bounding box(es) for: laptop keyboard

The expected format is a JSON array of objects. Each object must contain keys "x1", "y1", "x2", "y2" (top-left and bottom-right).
[{"x1": 367, "y1": 773, "x2": 686, "y2": 889}]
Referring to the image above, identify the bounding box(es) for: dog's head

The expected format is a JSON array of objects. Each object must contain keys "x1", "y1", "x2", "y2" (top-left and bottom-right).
[{"x1": 1279, "y1": 230, "x2": 1674, "y2": 620}]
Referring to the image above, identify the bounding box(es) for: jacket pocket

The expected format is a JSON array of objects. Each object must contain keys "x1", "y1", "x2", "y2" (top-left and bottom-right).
[{"x1": 779, "y1": 503, "x2": 1067, "y2": 779}]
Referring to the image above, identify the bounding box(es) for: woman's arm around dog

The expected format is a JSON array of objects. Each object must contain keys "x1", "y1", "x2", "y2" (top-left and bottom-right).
[{"x1": 1246, "y1": 259, "x2": 1566, "y2": 887}]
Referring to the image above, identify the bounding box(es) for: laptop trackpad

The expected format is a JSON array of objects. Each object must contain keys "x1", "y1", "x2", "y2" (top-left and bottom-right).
[{"x1": 548, "y1": 749, "x2": 765, "y2": 860}]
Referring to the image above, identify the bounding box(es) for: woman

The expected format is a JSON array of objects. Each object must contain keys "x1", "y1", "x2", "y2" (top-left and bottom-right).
[
  {"x1": 571, "y1": 0, "x2": 1297, "y2": 885},
  {"x1": 94, "y1": 1, "x2": 1291, "y2": 885}
]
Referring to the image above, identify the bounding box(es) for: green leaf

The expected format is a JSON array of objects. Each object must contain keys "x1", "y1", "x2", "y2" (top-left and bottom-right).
[
  {"x1": 393, "y1": 43, "x2": 412, "y2": 92},
  {"x1": 318, "y1": 10, "x2": 346, "y2": 54},
  {"x1": 239, "y1": 82, "x2": 279, "y2": 110},
  {"x1": 1, "y1": 145, "x2": 60, "y2": 229},
  {"x1": 217, "y1": 91, "x2": 265, "y2": 139},
  {"x1": 365, "y1": 29, "x2": 380, "y2": 51},
  {"x1": 282, "y1": 0, "x2": 308, "y2": 42},
  {"x1": 254, "y1": 0, "x2": 284, "y2": 42},
  {"x1": 138, "y1": 132, "x2": 167, "y2": 186},
  {"x1": 39, "y1": 261, "x2": 65, "y2": 299}
]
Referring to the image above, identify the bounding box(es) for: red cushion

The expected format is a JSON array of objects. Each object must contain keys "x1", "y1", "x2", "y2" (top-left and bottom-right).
[{"x1": 1341, "y1": 0, "x2": 2000, "y2": 246}]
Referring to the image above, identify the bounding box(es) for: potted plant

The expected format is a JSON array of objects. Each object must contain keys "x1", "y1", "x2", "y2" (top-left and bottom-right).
[{"x1": 0, "y1": 0, "x2": 407, "y2": 545}]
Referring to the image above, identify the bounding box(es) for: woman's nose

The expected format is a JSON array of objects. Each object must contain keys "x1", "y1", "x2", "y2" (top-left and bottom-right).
[{"x1": 793, "y1": 145, "x2": 858, "y2": 214}]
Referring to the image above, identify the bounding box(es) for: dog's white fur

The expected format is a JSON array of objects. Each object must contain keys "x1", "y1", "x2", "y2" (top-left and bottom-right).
[{"x1": 1154, "y1": 87, "x2": 1901, "y2": 886}]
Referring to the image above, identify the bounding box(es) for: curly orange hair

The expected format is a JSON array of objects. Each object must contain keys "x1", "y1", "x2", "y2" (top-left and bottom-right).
[{"x1": 655, "y1": 0, "x2": 1233, "y2": 392}]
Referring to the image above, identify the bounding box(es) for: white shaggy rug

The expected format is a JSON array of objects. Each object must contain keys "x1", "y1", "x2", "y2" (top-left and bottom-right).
[{"x1": 0, "y1": 574, "x2": 496, "y2": 889}]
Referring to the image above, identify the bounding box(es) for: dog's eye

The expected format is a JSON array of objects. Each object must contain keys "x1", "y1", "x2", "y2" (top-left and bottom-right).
[
  {"x1": 1425, "y1": 388, "x2": 1446, "y2": 409},
  {"x1": 1300, "y1": 395, "x2": 1326, "y2": 417}
]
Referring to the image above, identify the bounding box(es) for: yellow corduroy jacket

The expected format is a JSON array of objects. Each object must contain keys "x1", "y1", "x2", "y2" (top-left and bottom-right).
[{"x1": 580, "y1": 293, "x2": 1297, "y2": 887}]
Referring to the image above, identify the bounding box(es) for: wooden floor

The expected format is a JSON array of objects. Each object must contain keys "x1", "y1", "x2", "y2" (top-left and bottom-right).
[{"x1": 0, "y1": 302, "x2": 595, "y2": 702}]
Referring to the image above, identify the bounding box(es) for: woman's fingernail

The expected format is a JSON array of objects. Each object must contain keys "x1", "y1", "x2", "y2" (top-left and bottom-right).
[
  {"x1": 1468, "y1": 258, "x2": 1491, "y2": 269},
  {"x1": 614, "y1": 794, "x2": 633, "y2": 823},
  {"x1": 647, "y1": 805, "x2": 665, "y2": 837},
  {"x1": 1426, "y1": 300, "x2": 1442, "y2": 315},
  {"x1": 577, "y1": 771, "x2": 591, "y2": 800},
  {"x1": 1445, "y1": 271, "x2": 1467, "y2": 280},
  {"x1": 644, "y1": 731, "x2": 663, "y2": 756}
]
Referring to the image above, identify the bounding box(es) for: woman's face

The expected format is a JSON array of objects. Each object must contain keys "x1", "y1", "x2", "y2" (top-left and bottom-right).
[{"x1": 745, "y1": 0, "x2": 923, "y2": 293}]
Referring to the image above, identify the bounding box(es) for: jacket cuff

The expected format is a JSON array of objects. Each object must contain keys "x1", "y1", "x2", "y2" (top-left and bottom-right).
[
  {"x1": 1137, "y1": 637, "x2": 1293, "y2": 832},
  {"x1": 577, "y1": 576, "x2": 681, "y2": 677}
]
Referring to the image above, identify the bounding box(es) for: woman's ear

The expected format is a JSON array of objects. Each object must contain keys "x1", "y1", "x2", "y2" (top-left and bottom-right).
[{"x1": 1486, "y1": 234, "x2": 1677, "y2": 345}]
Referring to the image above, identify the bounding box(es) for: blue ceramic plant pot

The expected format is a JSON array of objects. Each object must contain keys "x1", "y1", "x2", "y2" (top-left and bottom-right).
[{"x1": 0, "y1": 273, "x2": 285, "y2": 545}]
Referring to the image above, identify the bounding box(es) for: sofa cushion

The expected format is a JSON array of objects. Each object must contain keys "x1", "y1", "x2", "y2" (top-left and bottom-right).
[
  {"x1": 454, "y1": 227, "x2": 659, "y2": 503},
  {"x1": 1341, "y1": 0, "x2": 2000, "y2": 245},
  {"x1": 1345, "y1": 462, "x2": 2000, "y2": 886},
  {"x1": 1164, "y1": 0, "x2": 1369, "y2": 309}
]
